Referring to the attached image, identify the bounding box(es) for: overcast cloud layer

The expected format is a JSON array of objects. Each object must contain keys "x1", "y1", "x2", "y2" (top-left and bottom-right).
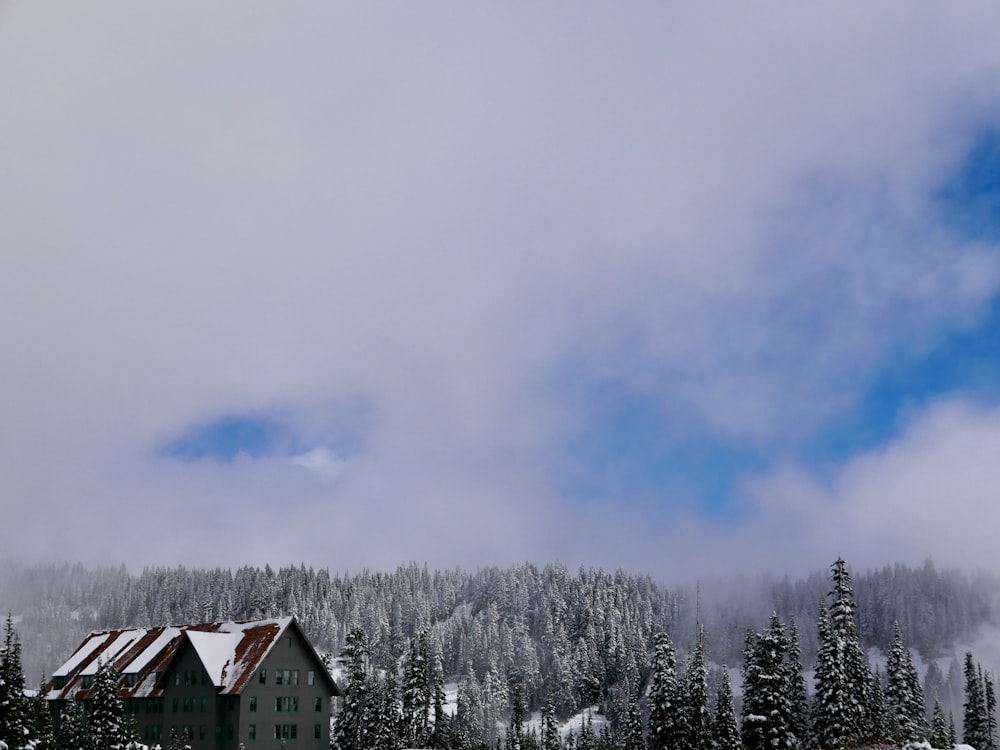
[{"x1": 4, "y1": 3, "x2": 1000, "y2": 580}]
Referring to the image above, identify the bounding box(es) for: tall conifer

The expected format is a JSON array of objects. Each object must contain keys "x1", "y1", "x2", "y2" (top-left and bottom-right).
[
  {"x1": 647, "y1": 633, "x2": 684, "y2": 750},
  {"x1": 812, "y1": 559, "x2": 869, "y2": 749}
]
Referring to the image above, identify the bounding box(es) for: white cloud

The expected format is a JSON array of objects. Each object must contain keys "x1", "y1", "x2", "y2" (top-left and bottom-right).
[
  {"x1": 742, "y1": 399, "x2": 1000, "y2": 575},
  {"x1": 2, "y1": 3, "x2": 1000, "y2": 574},
  {"x1": 290, "y1": 448, "x2": 347, "y2": 483}
]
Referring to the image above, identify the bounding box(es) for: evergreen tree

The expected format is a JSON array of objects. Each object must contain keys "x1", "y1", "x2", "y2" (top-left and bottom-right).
[
  {"x1": 930, "y1": 700, "x2": 950, "y2": 749},
  {"x1": 812, "y1": 559, "x2": 869, "y2": 749},
  {"x1": 786, "y1": 620, "x2": 809, "y2": 748},
  {"x1": 369, "y1": 671, "x2": 400, "y2": 750},
  {"x1": 647, "y1": 632, "x2": 684, "y2": 750},
  {"x1": 580, "y1": 713, "x2": 599, "y2": 750},
  {"x1": 27, "y1": 677, "x2": 55, "y2": 750},
  {"x1": 59, "y1": 699, "x2": 91, "y2": 750},
  {"x1": 904, "y1": 649, "x2": 928, "y2": 742},
  {"x1": 431, "y1": 653, "x2": 449, "y2": 750},
  {"x1": 885, "y1": 621, "x2": 926, "y2": 744},
  {"x1": 712, "y1": 669, "x2": 741, "y2": 750},
  {"x1": 985, "y1": 671, "x2": 998, "y2": 750},
  {"x1": 89, "y1": 659, "x2": 136, "y2": 750},
  {"x1": 334, "y1": 628, "x2": 371, "y2": 750},
  {"x1": 507, "y1": 683, "x2": 526, "y2": 750},
  {"x1": 403, "y1": 629, "x2": 432, "y2": 747},
  {"x1": 741, "y1": 614, "x2": 797, "y2": 750},
  {"x1": 965, "y1": 652, "x2": 988, "y2": 750},
  {"x1": 623, "y1": 691, "x2": 644, "y2": 750},
  {"x1": 868, "y1": 667, "x2": 889, "y2": 741},
  {"x1": 541, "y1": 697, "x2": 559, "y2": 750},
  {"x1": 683, "y1": 624, "x2": 713, "y2": 750},
  {"x1": 0, "y1": 613, "x2": 30, "y2": 749}
]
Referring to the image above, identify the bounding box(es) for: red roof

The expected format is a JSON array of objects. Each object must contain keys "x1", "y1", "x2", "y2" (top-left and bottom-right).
[{"x1": 45, "y1": 616, "x2": 334, "y2": 701}]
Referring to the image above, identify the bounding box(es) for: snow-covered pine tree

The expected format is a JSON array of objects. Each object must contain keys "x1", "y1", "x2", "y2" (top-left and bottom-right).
[
  {"x1": 683, "y1": 624, "x2": 713, "y2": 750},
  {"x1": 541, "y1": 697, "x2": 559, "y2": 750},
  {"x1": 985, "y1": 670, "x2": 998, "y2": 750},
  {"x1": 885, "y1": 621, "x2": 926, "y2": 744},
  {"x1": 930, "y1": 700, "x2": 950, "y2": 749},
  {"x1": 868, "y1": 667, "x2": 890, "y2": 741},
  {"x1": 741, "y1": 614, "x2": 797, "y2": 750},
  {"x1": 0, "y1": 614, "x2": 30, "y2": 750},
  {"x1": 812, "y1": 559, "x2": 869, "y2": 749},
  {"x1": 26, "y1": 676, "x2": 54, "y2": 750},
  {"x1": 368, "y1": 671, "x2": 400, "y2": 750},
  {"x1": 333, "y1": 628, "x2": 370, "y2": 750},
  {"x1": 507, "y1": 683, "x2": 527, "y2": 750},
  {"x1": 964, "y1": 652, "x2": 988, "y2": 750},
  {"x1": 402, "y1": 629, "x2": 431, "y2": 746},
  {"x1": 580, "y1": 712, "x2": 598, "y2": 750},
  {"x1": 623, "y1": 687, "x2": 644, "y2": 750},
  {"x1": 59, "y1": 699, "x2": 91, "y2": 750},
  {"x1": 647, "y1": 632, "x2": 684, "y2": 750},
  {"x1": 786, "y1": 619, "x2": 809, "y2": 748},
  {"x1": 89, "y1": 659, "x2": 136, "y2": 750},
  {"x1": 431, "y1": 650, "x2": 449, "y2": 750},
  {"x1": 712, "y1": 668, "x2": 741, "y2": 750},
  {"x1": 903, "y1": 648, "x2": 928, "y2": 741}
]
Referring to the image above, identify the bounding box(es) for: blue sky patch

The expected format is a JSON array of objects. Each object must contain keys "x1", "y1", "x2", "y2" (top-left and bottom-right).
[
  {"x1": 558, "y1": 382, "x2": 764, "y2": 520},
  {"x1": 935, "y1": 129, "x2": 1000, "y2": 243},
  {"x1": 804, "y1": 291, "x2": 1000, "y2": 469},
  {"x1": 162, "y1": 415, "x2": 298, "y2": 462}
]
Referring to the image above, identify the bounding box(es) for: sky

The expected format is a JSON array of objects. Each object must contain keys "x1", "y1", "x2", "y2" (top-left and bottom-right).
[{"x1": 4, "y1": 3, "x2": 1000, "y2": 582}]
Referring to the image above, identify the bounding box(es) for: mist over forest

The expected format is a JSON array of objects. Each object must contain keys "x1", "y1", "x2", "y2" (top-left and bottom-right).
[{"x1": 4, "y1": 559, "x2": 999, "y2": 712}]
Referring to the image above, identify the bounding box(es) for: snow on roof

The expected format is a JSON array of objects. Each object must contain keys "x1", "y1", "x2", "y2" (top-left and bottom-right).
[
  {"x1": 186, "y1": 630, "x2": 242, "y2": 686},
  {"x1": 46, "y1": 616, "x2": 313, "y2": 701},
  {"x1": 52, "y1": 632, "x2": 110, "y2": 677},
  {"x1": 79, "y1": 629, "x2": 147, "y2": 675},
  {"x1": 123, "y1": 628, "x2": 181, "y2": 674}
]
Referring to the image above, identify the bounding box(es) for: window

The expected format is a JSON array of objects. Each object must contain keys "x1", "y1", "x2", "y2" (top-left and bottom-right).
[
  {"x1": 287, "y1": 636, "x2": 293, "y2": 648},
  {"x1": 275, "y1": 696, "x2": 299, "y2": 713},
  {"x1": 199, "y1": 726, "x2": 206, "y2": 740},
  {"x1": 274, "y1": 724, "x2": 298, "y2": 740},
  {"x1": 275, "y1": 668, "x2": 299, "y2": 686},
  {"x1": 308, "y1": 670, "x2": 315, "y2": 686},
  {"x1": 315, "y1": 697, "x2": 322, "y2": 712},
  {"x1": 259, "y1": 668, "x2": 266, "y2": 685},
  {"x1": 315, "y1": 724, "x2": 322, "y2": 739},
  {"x1": 124, "y1": 673, "x2": 138, "y2": 687},
  {"x1": 174, "y1": 673, "x2": 181, "y2": 686},
  {"x1": 249, "y1": 696, "x2": 257, "y2": 713},
  {"x1": 82, "y1": 676, "x2": 94, "y2": 689},
  {"x1": 249, "y1": 724, "x2": 256, "y2": 741},
  {"x1": 172, "y1": 697, "x2": 179, "y2": 713}
]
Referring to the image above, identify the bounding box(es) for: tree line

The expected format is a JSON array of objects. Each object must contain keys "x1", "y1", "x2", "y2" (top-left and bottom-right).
[
  {"x1": 2, "y1": 557, "x2": 1000, "y2": 748},
  {"x1": 329, "y1": 559, "x2": 999, "y2": 750}
]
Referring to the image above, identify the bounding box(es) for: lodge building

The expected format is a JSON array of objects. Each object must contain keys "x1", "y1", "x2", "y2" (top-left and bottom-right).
[{"x1": 47, "y1": 616, "x2": 339, "y2": 749}]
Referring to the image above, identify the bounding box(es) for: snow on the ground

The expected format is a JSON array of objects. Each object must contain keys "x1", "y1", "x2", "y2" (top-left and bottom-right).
[{"x1": 523, "y1": 705, "x2": 608, "y2": 740}]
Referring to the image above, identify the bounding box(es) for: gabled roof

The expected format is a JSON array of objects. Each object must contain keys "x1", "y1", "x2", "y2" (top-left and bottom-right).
[{"x1": 46, "y1": 616, "x2": 336, "y2": 701}]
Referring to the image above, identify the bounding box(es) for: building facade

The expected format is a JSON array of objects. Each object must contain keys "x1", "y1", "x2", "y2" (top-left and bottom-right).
[{"x1": 47, "y1": 617, "x2": 338, "y2": 750}]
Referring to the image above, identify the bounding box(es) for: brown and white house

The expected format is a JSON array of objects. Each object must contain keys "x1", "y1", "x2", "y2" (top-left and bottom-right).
[{"x1": 46, "y1": 616, "x2": 339, "y2": 749}]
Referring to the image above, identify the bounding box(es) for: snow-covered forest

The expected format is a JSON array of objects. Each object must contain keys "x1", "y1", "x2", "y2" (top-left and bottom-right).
[{"x1": 3, "y1": 558, "x2": 1000, "y2": 749}]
